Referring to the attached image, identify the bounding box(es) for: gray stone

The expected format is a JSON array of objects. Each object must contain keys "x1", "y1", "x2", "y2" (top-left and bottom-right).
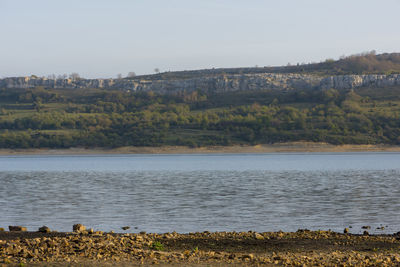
[
  {"x1": 9, "y1": 225, "x2": 27, "y2": 232},
  {"x1": 72, "y1": 224, "x2": 86, "y2": 232},
  {"x1": 38, "y1": 226, "x2": 51, "y2": 233}
]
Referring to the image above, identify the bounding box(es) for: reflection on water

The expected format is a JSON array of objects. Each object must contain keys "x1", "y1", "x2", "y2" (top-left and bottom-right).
[{"x1": 1, "y1": 153, "x2": 400, "y2": 233}]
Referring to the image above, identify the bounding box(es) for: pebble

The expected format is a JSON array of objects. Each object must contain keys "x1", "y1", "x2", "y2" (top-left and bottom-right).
[
  {"x1": 242, "y1": 254, "x2": 254, "y2": 260},
  {"x1": 254, "y1": 232, "x2": 264, "y2": 240},
  {"x1": 72, "y1": 224, "x2": 86, "y2": 232}
]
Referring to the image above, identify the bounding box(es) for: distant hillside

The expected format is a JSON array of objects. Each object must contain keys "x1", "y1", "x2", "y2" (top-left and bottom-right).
[
  {"x1": 1, "y1": 52, "x2": 400, "y2": 94},
  {"x1": 2, "y1": 52, "x2": 400, "y2": 149},
  {"x1": 131, "y1": 52, "x2": 400, "y2": 81},
  {"x1": 2, "y1": 81, "x2": 400, "y2": 148}
]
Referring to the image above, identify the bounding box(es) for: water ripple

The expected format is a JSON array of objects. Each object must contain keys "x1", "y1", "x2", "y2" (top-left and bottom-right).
[{"x1": 1, "y1": 166, "x2": 400, "y2": 234}]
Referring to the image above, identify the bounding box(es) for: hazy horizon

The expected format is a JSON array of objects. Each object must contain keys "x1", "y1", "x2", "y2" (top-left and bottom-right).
[{"x1": 1, "y1": 0, "x2": 399, "y2": 78}]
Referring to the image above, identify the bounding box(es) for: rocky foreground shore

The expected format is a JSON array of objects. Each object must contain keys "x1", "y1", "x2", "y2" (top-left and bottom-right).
[{"x1": 2, "y1": 226, "x2": 400, "y2": 266}]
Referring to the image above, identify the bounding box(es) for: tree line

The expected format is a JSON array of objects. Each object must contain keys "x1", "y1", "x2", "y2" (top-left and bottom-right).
[{"x1": 0, "y1": 86, "x2": 399, "y2": 148}]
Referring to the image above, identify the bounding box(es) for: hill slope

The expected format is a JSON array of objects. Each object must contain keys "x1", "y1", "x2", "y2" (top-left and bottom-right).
[
  {"x1": 132, "y1": 52, "x2": 400, "y2": 81},
  {"x1": 1, "y1": 52, "x2": 400, "y2": 149},
  {"x1": 0, "y1": 84, "x2": 400, "y2": 148},
  {"x1": 2, "y1": 53, "x2": 399, "y2": 94}
]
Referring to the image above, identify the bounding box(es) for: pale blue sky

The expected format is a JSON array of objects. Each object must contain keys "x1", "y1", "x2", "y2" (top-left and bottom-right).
[{"x1": 1, "y1": 0, "x2": 399, "y2": 78}]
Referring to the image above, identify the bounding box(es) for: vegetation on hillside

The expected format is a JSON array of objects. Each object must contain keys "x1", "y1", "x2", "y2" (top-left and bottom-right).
[
  {"x1": 0, "y1": 84, "x2": 400, "y2": 149},
  {"x1": 131, "y1": 52, "x2": 400, "y2": 81}
]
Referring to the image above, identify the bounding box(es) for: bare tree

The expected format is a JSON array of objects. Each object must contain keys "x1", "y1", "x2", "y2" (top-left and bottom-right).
[
  {"x1": 58, "y1": 74, "x2": 67, "y2": 79},
  {"x1": 117, "y1": 73, "x2": 122, "y2": 79},
  {"x1": 154, "y1": 68, "x2": 160, "y2": 74},
  {"x1": 127, "y1": 72, "x2": 136, "y2": 78},
  {"x1": 47, "y1": 74, "x2": 56, "y2": 80}
]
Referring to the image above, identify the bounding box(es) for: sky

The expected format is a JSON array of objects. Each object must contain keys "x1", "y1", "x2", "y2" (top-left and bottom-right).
[{"x1": 1, "y1": 0, "x2": 399, "y2": 78}]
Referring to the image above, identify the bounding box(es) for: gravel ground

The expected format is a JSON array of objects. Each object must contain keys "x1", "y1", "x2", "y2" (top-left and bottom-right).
[{"x1": 1, "y1": 229, "x2": 400, "y2": 266}]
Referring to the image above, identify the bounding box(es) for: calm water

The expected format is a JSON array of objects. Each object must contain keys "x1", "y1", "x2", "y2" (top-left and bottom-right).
[{"x1": 1, "y1": 153, "x2": 400, "y2": 234}]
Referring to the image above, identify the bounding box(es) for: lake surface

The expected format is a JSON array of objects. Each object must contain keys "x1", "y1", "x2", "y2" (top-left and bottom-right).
[{"x1": 1, "y1": 152, "x2": 400, "y2": 234}]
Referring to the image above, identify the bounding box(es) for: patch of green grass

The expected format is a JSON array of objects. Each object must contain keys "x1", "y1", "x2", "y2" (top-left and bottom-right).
[
  {"x1": 192, "y1": 246, "x2": 199, "y2": 253},
  {"x1": 150, "y1": 241, "x2": 164, "y2": 251}
]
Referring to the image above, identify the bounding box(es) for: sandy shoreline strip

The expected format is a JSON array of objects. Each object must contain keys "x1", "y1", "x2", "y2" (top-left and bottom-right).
[{"x1": 1, "y1": 142, "x2": 400, "y2": 156}]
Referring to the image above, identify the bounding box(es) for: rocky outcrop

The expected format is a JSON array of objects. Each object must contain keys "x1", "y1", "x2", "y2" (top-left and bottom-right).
[
  {"x1": 0, "y1": 77, "x2": 116, "y2": 90},
  {"x1": 319, "y1": 74, "x2": 400, "y2": 90},
  {"x1": 1, "y1": 73, "x2": 399, "y2": 93}
]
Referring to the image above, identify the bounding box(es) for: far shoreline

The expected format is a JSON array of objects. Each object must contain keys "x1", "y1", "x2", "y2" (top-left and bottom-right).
[{"x1": 1, "y1": 142, "x2": 400, "y2": 156}]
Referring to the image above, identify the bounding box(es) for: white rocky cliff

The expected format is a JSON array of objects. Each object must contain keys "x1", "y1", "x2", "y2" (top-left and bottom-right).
[{"x1": 0, "y1": 73, "x2": 399, "y2": 93}]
